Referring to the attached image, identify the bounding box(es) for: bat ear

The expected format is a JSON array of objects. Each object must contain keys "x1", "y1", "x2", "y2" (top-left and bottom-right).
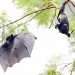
[
  {"x1": 10, "y1": 34, "x2": 14, "y2": 37},
  {"x1": 6, "y1": 34, "x2": 14, "y2": 41}
]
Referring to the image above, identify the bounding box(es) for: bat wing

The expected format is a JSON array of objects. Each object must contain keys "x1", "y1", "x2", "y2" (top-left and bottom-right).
[{"x1": 0, "y1": 33, "x2": 36, "y2": 71}]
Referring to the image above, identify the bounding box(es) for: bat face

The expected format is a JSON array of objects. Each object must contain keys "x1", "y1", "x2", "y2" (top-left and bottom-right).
[{"x1": 0, "y1": 33, "x2": 37, "y2": 71}]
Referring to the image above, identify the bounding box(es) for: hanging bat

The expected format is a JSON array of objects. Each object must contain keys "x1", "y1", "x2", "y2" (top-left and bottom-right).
[
  {"x1": 55, "y1": 0, "x2": 70, "y2": 37},
  {"x1": 0, "y1": 33, "x2": 37, "y2": 71}
]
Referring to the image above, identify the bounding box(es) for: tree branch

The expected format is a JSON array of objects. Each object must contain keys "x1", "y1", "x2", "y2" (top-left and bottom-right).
[
  {"x1": 0, "y1": 6, "x2": 57, "y2": 29},
  {"x1": 62, "y1": 63, "x2": 72, "y2": 70},
  {"x1": 15, "y1": 12, "x2": 42, "y2": 29},
  {"x1": 69, "y1": 0, "x2": 75, "y2": 7}
]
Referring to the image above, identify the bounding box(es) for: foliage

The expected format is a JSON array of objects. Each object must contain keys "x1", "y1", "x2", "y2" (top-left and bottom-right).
[
  {"x1": 72, "y1": 60, "x2": 75, "y2": 72},
  {"x1": 15, "y1": 0, "x2": 43, "y2": 8},
  {"x1": 40, "y1": 64, "x2": 61, "y2": 75},
  {"x1": 0, "y1": 0, "x2": 60, "y2": 43},
  {"x1": 14, "y1": 0, "x2": 59, "y2": 26},
  {"x1": 70, "y1": 16, "x2": 75, "y2": 31},
  {"x1": 36, "y1": 10, "x2": 51, "y2": 26},
  {"x1": 46, "y1": 68, "x2": 60, "y2": 75}
]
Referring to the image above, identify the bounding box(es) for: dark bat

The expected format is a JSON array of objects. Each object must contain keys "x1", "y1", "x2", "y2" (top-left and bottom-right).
[{"x1": 55, "y1": 0, "x2": 70, "y2": 37}]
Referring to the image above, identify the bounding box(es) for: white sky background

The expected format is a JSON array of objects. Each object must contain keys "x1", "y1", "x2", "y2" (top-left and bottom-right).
[
  {"x1": 0, "y1": 0, "x2": 75, "y2": 75},
  {"x1": 0, "y1": 0, "x2": 24, "y2": 21}
]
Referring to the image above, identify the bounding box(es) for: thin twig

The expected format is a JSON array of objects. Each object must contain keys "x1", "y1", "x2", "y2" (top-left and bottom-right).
[
  {"x1": 62, "y1": 63, "x2": 72, "y2": 70},
  {"x1": 0, "y1": 6, "x2": 57, "y2": 29},
  {"x1": 71, "y1": 29, "x2": 75, "y2": 34},
  {"x1": 69, "y1": 0, "x2": 75, "y2": 8},
  {"x1": 70, "y1": 69, "x2": 73, "y2": 75},
  {"x1": 16, "y1": 11, "x2": 42, "y2": 29},
  {"x1": 0, "y1": 13, "x2": 40, "y2": 42},
  {"x1": 49, "y1": 8, "x2": 57, "y2": 28},
  {"x1": 24, "y1": 12, "x2": 41, "y2": 24}
]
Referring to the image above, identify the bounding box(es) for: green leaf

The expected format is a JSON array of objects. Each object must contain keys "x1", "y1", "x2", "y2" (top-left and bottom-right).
[
  {"x1": 36, "y1": 8, "x2": 56, "y2": 26},
  {"x1": 0, "y1": 12, "x2": 7, "y2": 24},
  {"x1": 70, "y1": 17, "x2": 75, "y2": 31},
  {"x1": 72, "y1": 60, "x2": 75, "y2": 71},
  {"x1": 16, "y1": 24, "x2": 28, "y2": 33},
  {"x1": 40, "y1": 64, "x2": 61, "y2": 75},
  {"x1": 15, "y1": 0, "x2": 42, "y2": 8},
  {"x1": 36, "y1": 10, "x2": 50, "y2": 26},
  {"x1": 54, "y1": 0, "x2": 61, "y2": 5},
  {"x1": 7, "y1": 25, "x2": 16, "y2": 34}
]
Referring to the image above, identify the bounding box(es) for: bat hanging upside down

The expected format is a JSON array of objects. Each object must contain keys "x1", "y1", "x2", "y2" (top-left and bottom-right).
[{"x1": 0, "y1": 33, "x2": 37, "y2": 71}]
